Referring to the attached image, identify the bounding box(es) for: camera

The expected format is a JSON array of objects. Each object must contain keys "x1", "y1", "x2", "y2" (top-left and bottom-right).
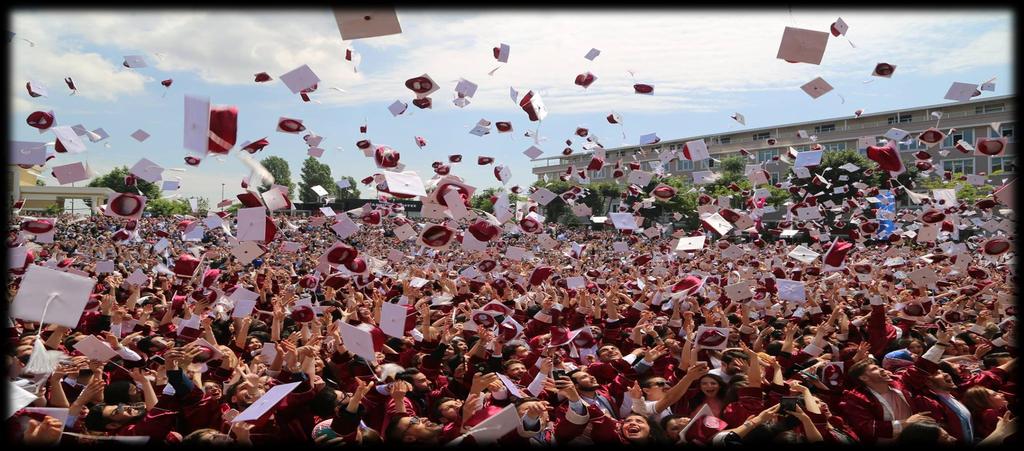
[{"x1": 779, "y1": 396, "x2": 800, "y2": 413}]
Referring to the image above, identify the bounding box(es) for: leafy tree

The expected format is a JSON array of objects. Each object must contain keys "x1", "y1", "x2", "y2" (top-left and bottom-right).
[
  {"x1": 146, "y1": 198, "x2": 191, "y2": 216},
  {"x1": 298, "y1": 157, "x2": 341, "y2": 203},
  {"x1": 259, "y1": 156, "x2": 296, "y2": 194},
  {"x1": 88, "y1": 166, "x2": 160, "y2": 200},
  {"x1": 530, "y1": 180, "x2": 574, "y2": 224},
  {"x1": 335, "y1": 176, "x2": 360, "y2": 200},
  {"x1": 43, "y1": 204, "x2": 63, "y2": 216}
]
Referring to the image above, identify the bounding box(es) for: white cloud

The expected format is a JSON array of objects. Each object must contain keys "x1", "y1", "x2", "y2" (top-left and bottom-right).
[{"x1": 10, "y1": 9, "x2": 1012, "y2": 116}]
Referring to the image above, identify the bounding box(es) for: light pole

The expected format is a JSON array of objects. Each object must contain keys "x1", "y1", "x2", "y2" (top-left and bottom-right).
[{"x1": 221, "y1": 183, "x2": 225, "y2": 210}]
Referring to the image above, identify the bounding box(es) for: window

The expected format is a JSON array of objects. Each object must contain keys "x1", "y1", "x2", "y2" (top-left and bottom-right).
[
  {"x1": 888, "y1": 113, "x2": 913, "y2": 124},
  {"x1": 645, "y1": 161, "x2": 660, "y2": 171},
  {"x1": 770, "y1": 172, "x2": 780, "y2": 184},
  {"x1": 943, "y1": 158, "x2": 975, "y2": 175},
  {"x1": 898, "y1": 138, "x2": 925, "y2": 152},
  {"x1": 719, "y1": 136, "x2": 731, "y2": 144},
  {"x1": 757, "y1": 148, "x2": 779, "y2": 163},
  {"x1": 814, "y1": 124, "x2": 836, "y2": 133},
  {"x1": 676, "y1": 159, "x2": 693, "y2": 171},
  {"x1": 943, "y1": 129, "x2": 975, "y2": 148},
  {"x1": 707, "y1": 159, "x2": 716, "y2": 168},
  {"x1": 595, "y1": 167, "x2": 610, "y2": 179},
  {"x1": 823, "y1": 142, "x2": 847, "y2": 152},
  {"x1": 975, "y1": 103, "x2": 1005, "y2": 114},
  {"x1": 991, "y1": 156, "x2": 1015, "y2": 174},
  {"x1": 791, "y1": 145, "x2": 809, "y2": 152},
  {"x1": 990, "y1": 125, "x2": 1014, "y2": 142},
  {"x1": 752, "y1": 132, "x2": 770, "y2": 141}
]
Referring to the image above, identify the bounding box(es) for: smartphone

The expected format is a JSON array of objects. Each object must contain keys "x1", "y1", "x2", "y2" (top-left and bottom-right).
[
  {"x1": 780, "y1": 396, "x2": 800, "y2": 413},
  {"x1": 552, "y1": 369, "x2": 568, "y2": 381}
]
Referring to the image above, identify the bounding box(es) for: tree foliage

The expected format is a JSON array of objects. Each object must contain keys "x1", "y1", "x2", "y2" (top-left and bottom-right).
[
  {"x1": 915, "y1": 176, "x2": 994, "y2": 204},
  {"x1": 88, "y1": 166, "x2": 161, "y2": 200},
  {"x1": 298, "y1": 157, "x2": 338, "y2": 203},
  {"x1": 335, "y1": 176, "x2": 361, "y2": 200},
  {"x1": 259, "y1": 156, "x2": 296, "y2": 195}
]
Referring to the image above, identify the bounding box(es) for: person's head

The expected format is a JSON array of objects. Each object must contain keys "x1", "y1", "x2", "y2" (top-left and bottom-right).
[
  {"x1": 568, "y1": 370, "x2": 601, "y2": 393},
  {"x1": 961, "y1": 386, "x2": 1008, "y2": 413},
  {"x1": 503, "y1": 359, "x2": 527, "y2": 380},
  {"x1": 598, "y1": 344, "x2": 623, "y2": 362},
  {"x1": 897, "y1": 420, "x2": 956, "y2": 445},
  {"x1": 698, "y1": 374, "x2": 727, "y2": 400},
  {"x1": 202, "y1": 381, "x2": 223, "y2": 400},
  {"x1": 103, "y1": 379, "x2": 140, "y2": 405},
  {"x1": 720, "y1": 350, "x2": 750, "y2": 376},
  {"x1": 385, "y1": 415, "x2": 443, "y2": 444},
  {"x1": 434, "y1": 397, "x2": 463, "y2": 424},
  {"x1": 899, "y1": 338, "x2": 925, "y2": 356},
  {"x1": 136, "y1": 335, "x2": 171, "y2": 355},
  {"x1": 619, "y1": 414, "x2": 657, "y2": 444},
  {"x1": 225, "y1": 380, "x2": 266, "y2": 410},
  {"x1": 396, "y1": 368, "x2": 432, "y2": 394},
  {"x1": 84, "y1": 402, "x2": 148, "y2": 431},
  {"x1": 660, "y1": 414, "x2": 690, "y2": 439},
  {"x1": 182, "y1": 428, "x2": 235, "y2": 446},
  {"x1": 310, "y1": 386, "x2": 343, "y2": 418},
  {"x1": 848, "y1": 360, "x2": 891, "y2": 388},
  {"x1": 982, "y1": 352, "x2": 1012, "y2": 370},
  {"x1": 640, "y1": 376, "x2": 672, "y2": 401},
  {"x1": 926, "y1": 362, "x2": 961, "y2": 393}
]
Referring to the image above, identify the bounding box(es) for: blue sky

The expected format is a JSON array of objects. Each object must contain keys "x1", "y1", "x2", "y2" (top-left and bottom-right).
[{"x1": 11, "y1": 9, "x2": 1014, "y2": 205}]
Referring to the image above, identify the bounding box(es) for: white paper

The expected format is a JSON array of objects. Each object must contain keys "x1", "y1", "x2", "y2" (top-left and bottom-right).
[{"x1": 231, "y1": 381, "x2": 302, "y2": 423}]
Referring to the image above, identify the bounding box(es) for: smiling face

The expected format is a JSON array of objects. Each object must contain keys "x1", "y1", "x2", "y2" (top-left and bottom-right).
[
  {"x1": 620, "y1": 415, "x2": 651, "y2": 441},
  {"x1": 438, "y1": 399, "x2": 463, "y2": 422},
  {"x1": 598, "y1": 345, "x2": 622, "y2": 362},
  {"x1": 506, "y1": 363, "x2": 527, "y2": 380},
  {"x1": 699, "y1": 375, "x2": 721, "y2": 398},
  {"x1": 664, "y1": 416, "x2": 690, "y2": 439}
]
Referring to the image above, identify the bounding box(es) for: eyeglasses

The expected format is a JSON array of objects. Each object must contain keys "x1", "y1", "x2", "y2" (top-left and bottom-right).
[
  {"x1": 397, "y1": 416, "x2": 421, "y2": 439},
  {"x1": 644, "y1": 381, "x2": 670, "y2": 388}
]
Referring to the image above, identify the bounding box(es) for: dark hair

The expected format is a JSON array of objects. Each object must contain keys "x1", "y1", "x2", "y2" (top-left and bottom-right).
[
  {"x1": 182, "y1": 428, "x2": 231, "y2": 446},
  {"x1": 620, "y1": 414, "x2": 668, "y2": 445},
  {"x1": 395, "y1": 368, "x2": 421, "y2": 384},
  {"x1": 249, "y1": 330, "x2": 271, "y2": 344},
  {"x1": 310, "y1": 386, "x2": 339, "y2": 418},
  {"x1": 847, "y1": 359, "x2": 874, "y2": 385},
  {"x1": 721, "y1": 349, "x2": 750, "y2": 365},
  {"x1": 764, "y1": 340, "x2": 784, "y2": 356},
  {"x1": 384, "y1": 416, "x2": 409, "y2": 444},
  {"x1": 897, "y1": 421, "x2": 944, "y2": 445},
  {"x1": 982, "y1": 352, "x2": 1011, "y2": 369},
  {"x1": 103, "y1": 380, "x2": 134, "y2": 405},
  {"x1": 691, "y1": 373, "x2": 728, "y2": 405},
  {"x1": 84, "y1": 403, "x2": 113, "y2": 431},
  {"x1": 502, "y1": 359, "x2": 524, "y2": 372},
  {"x1": 136, "y1": 335, "x2": 160, "y2": 354}
]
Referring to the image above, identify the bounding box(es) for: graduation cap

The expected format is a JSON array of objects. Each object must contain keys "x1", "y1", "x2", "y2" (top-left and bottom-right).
[
  {"x1": 419, "y1": 224, "x2": 456, "y2": 248},
  {"x1": 324, "y1": 242, "x2": 358, "y2": 266},
  {"x1": 241, "y1": 138, "x2": 269, "y2": 154},
  {"x1": 633, "y1": 83, "x2": 654, "y2": 94},
  {"x1": 975, "y1": 137, "x2": 1007, "y2": 156},
  {"x1": 518, "y1": 90, "x2": 547, "y2": 122},
  {"x1": 574, "y1": 72, "x2": 597, "y2": 89},
  {"x1": 694, "y1": 326, "x2": 730, "y2": 349},
  {"x1": 865, "y1": 142, "x2": 904, "y2": 174},
  {"x1": 105, "y1": 193, "x2": 147, "y2": 220},
  {"x1": 680, "y1": 404, "x2": 730, "y2": 445},
  {"x1": 981, "y1": 237, "x2": 1010, "y2": 256},
  {"x1": 374, "y1": 145, "x2": 401, "y2": 168},
  {"x1": 26, "y1": 111, "x2": 55, "y2": 130}
]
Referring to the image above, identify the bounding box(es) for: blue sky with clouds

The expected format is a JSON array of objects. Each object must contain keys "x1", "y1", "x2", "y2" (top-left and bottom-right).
[{"x1": 11, "y1": 9, "x2": 1014, "y2": 205}]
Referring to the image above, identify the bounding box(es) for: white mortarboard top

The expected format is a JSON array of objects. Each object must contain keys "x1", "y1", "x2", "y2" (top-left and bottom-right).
[
  {"x1": 523, "y1": 145, "x2": 544, "y2": 159},
  {"x1": 450, "y1": 404, "x2": 521, "y2": 445},
  {"x1": 232, "y1": 297, "x2": 257, "y2": 318},
  {"x1": 537, "y1": 234, "x2": 559, "y2": 250},
  {"x1": 334, "y1": 8, "x2": 402, "y2": 40},
  {"x1": 907, "y1": 267, "x2": 938, "y2": 287},
  {"x1": 505, "y1": 246, "x2": 528, "y2": 261},
  {"x1": 126, "y1": 268, "x2": 148, "y2": 286},
  {"x1": 608, "y1": 212, "x2": 639, "y2": 230},
  {"x1": 162, "y1": 180, "x2": 180, "y2": 191},
  {"x1": 8, "y1": 382, "x2": 37, "y2": 419},
  {"x1": 280, "y1": 241, "x2": 302, "y2": 253},
  {"x1": 627, "y1": 170, "x2": 653, "y2": 187},
  {"x1": 388, "y1": 100, "x2": 408, "y2": 117},
  {"x1": 122, "y1": 55, "x2": 147, "y2": 68},
  {"x1": 95, "y1": 260, "x2": 116, "y2": 274},
  {"x1": 915, "y1": 224, "x2": 939, "y2": 243},
  {"x1": 732, "y1": 112, "x2": 746, "y2": 125},
  {"x1": 129, "y1": 158, "x2": 163, "y2": 183},
  {"x1": 529, "y1": 188, "x2": 557, "y2": 206},
  {"x1": 332, "y1": 213, "x2": 359, "y2": 239},
  {"x1": 380, "y1": 302, "x2": 408, "y2": 338},
  {"x1": 183, "y1": 95, "x2": 211, "y2": 152},
  {"x1": 777, "y1": 27, "x2": 829, "y2": 65},
  {"x1": 461, "y1": 232, "x2": 487, "y2": 252},
  {"x1": 231, "y1": 381, "x2": 302, "y2": 423},
  {"x1": 231, "y1": 241, "x2": 265, "y2": 263},
  {"x1": 130, "y1": 129, "x2": 150, "y2": 142},
  {"x1": 944, "y1": 82, "x2": 978, "y2": 102},
  {"x1": 394, "y1": 223, "x2": 416, "y2": 241},
  {"x1": 788, "y1": 245, "x2": 819, "y2": 264},
  {"x1": 691, "y1": 170, "x2": 719, "y2": 185},
  {"x1": 153, "y1": 238, "x2": 170, "y2": 254},
  {"x1": 494, "y1": 43, "x2": 510, "y2": 63},
  {"x1": 51, "y1": 126, "x2": 87, "y2": 153},
  {"x1": 682, "y1": 139, "x2": 709, "y2": 161},
  {"x1": 800, "y1": 77, "x2": 833, "y2": 99},
  {"x1": 444, "y1": 190, "x2": 471, "y2": 220},
  {"x1": 51, "y1": 161, "x2": 90, "y2": 184},
  {"x1": 308, "y1": 147, "x2": 325, "y2": 158},
  {"x1": 383, "y1": 171, "x2": 427, "y2": 198},
  {"x1": 336, "y1": 178, "x2": 352, "y2": 190},
  {"x1": 993, "y1": 178, "x2": 1014, "y2": 206},
  {"x1": 11, "y1": 141, "x2": 48, "y2": 166},
  {"x1": 775, "y1": 279, "x2": 807, "y2": 303},
  {"x1": 455, "y1": 78, "x2": 478, "y2": 98},
  {"x1": 701, "y1": 212, "x2": 732, "y2": 235},
  {"x1": 337, "y1": 321, "x2": 378, "y2": 362},
  {"x1": 469, "y1": 119, "x2": 490, "y2": 136},
  {"x1": 73, "y1": 334, "x2": 120, "y2": 362},
  {"x1": 11, "y1": 265, "x2": 95, "y2": 329},
  {"x1": 839, "y1": 162, "x2": 860, "y2": 173},
  {"x1": 639, "y1": 133, "x2": 660, "y2": 145},
  {"x1": 236, "y1": 207, "x2": 267, "y2": 241},
  {"x1": 724, "y1": 280, "x2": 757, "y2": 301},
  {"x1": 204, "y1": 213, "x2": 224, "y2": 229},
  {"x1": 280, "y1": 64, "x2": 320, "y2": 94},
  {"x1": 794, "y1": 150, "x2": 823, "y2": 167},
  {"x1": 311, "y1": 185, "x2": 329, "y2": 198},
  {"x1": 8, "y1": 246, "x2": 28, "y2": 270},
  {"x1": 584, "y1": 48, "x2": 601, "y2": 60},
  {"x1": 796, "y1": 206, "x2": 823, "y2": 221},
  {"x1": 89, "y1": 128, "x2": 110, "y2": 143}
]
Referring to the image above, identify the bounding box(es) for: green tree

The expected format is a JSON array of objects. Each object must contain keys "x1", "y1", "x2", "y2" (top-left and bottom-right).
[
  {"x1": 335, "y1": 176, "x2": 361, "y2": 200},
  {"x1": 531, "y1": 180, "x2": 574, "y2": 224},
  {"x1": 259, "y1": 156, "x2": 296, "y2": 194},
  {"x1": 43, "y1": 204, "x2": 63, "y2": 216},
  {"x1": 146, "y1": 198, "x2": 191, "y2": 216},
  {"x1": 88, "y1": 166, "x2": 160, "y2": 200},
  {"x1": 703, "y1": 155, "x2": 789, "y2": 210},
  {"x1": 298, "y1": 157, "x2": 340, "y2": 203}
]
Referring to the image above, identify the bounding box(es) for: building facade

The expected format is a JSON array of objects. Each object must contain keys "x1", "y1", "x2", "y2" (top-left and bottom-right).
[{"x1": 532, "y1": 95, "x2": 1015, "y2": 211}]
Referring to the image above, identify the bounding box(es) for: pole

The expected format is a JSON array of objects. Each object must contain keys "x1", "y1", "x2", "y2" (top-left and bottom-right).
[{"x1": 221, "y1": 183, "x2": 225, "y2": 211}]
